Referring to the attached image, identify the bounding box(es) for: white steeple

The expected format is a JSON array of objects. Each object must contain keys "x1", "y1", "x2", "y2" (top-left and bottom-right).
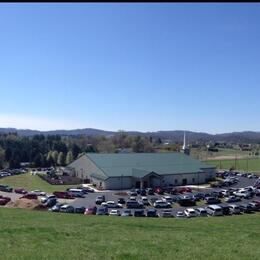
[
  {"x1": 181, "y1": 131, "x2": 190, "y2": 155},
  {"x1": 182, "y1": 131, "x2": 186, "y2": 150}
]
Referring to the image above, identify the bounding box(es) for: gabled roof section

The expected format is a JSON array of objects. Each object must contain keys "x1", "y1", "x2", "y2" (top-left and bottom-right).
[{"x1": 84, "y1": 152, "x2": 215, "y2": 179}]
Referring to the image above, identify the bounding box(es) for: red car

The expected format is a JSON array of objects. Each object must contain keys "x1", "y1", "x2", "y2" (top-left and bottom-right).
[
  {"x1": 154, "y1": 187, "x2": 164, "y2": 195},
  {"x1": 20, "y1": 194, "x2": 38, "y2": 200},
  {"x1": 53, "y1": 191, "x2": 75, "y2": 199},
  {"x1": 14, "y1": 188, "x2": 28, "y2": 194},
  {"x1": 84, "y1": 206, "x2": 97, "y2": 215},
  {"x1": 0, "y1": 196, "x2": 11, "y2": 205},
  {"x1": 177, "y1": 187, "x2": 192, "y2": 193},
  {"x1": 252, "y1": 199, "x2": 260, "y2": 206}
]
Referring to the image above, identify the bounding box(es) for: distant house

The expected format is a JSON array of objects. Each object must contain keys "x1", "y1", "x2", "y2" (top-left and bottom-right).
[{"x1": 66, "y1": 152, "x2": 216, "y2": 190}]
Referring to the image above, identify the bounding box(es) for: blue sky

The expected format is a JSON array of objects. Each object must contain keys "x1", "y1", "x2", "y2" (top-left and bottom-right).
[{"x1": 0, "y1": 3, "x2": 260, "y2": 133}]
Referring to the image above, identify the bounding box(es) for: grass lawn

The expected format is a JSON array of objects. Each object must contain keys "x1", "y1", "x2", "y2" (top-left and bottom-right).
[
  {"x1": 0, "y1": 208, "x2": 259, "y2": 260},
  {"x1": 191, "y1": 148, "x2": 255, "y2": 160},
  {"x1": 0, "y1": 173, "x2": 76, "y2": 193},
  {"x1": 205, "y1": 158, "x2": 260, "y2": 174}
]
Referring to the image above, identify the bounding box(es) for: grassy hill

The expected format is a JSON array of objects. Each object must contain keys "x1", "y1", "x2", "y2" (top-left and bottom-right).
[
  {"x1": 205, "y1": 158, "x2": 260, "y2": 174},
  {"x1": 0, "y1": 208, "x2": 259, "y2": 259},
  {"x1": 0, "y1": 173, "x2": 75, "y2": 193}
]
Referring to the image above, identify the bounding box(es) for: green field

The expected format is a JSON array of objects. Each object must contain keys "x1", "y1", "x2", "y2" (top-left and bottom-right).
[
  {"x1": 191, "y1": 148, "x2": 256, "y2": 160},
  {"x1": 0, "y1": 208, "x2": 259, "y2": 260},
  {"x1": 205, "y1": 158, "x2": 260, "y2": 173},
  {"x1": 0, "y1": 173, "x2": 76, "y2": 193}
]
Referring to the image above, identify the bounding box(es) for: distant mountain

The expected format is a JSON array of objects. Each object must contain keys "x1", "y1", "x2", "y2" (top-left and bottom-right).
[{"x1": 0, "y1": 127, "x2": 260, "y2": 143}]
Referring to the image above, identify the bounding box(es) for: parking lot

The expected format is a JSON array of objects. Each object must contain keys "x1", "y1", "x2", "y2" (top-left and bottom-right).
[
  {"x1": 1, "y1": 172, "x2": 260, "y2": 217},
  {"x1": 65, "y1": 175, "x2": 259, "y2": 215}
]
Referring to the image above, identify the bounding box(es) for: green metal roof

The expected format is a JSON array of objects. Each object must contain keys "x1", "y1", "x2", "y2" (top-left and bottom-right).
[{"x1": 83, "y1": 153, "x2": 215, "y2": 180}]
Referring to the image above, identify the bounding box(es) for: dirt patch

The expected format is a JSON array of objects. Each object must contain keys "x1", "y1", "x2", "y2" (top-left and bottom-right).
[
  {"x1": 113, "y1": 192, "x2": 128, "y2": 196},
  {"x1": 6, "y1": 198, "x2": 46, "y2": 211},
  {"x1": 38, "y1": 174, "x2": 84, "y2": 185}
]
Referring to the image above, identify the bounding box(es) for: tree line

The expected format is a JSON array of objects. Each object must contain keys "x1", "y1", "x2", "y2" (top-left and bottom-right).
[{"x1": 0, "y1": 132, "x2": 180, "y2": 169}]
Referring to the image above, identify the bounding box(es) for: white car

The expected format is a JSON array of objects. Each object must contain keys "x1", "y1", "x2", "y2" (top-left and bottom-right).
[
  {"x1": 102, "y1": 201, "x2": 122, "y2": 208},
  {"x1": 184, "y1": 208, "x2": 197, "y2": 218},
  {"x1": 153, "y1": 200, "x2": 171, "y2": 208},
  {"x1": 29, "y1": 190, "x2": 46, "y2": 196},
  {"x1": 162, "y1": 196, "x2": 173, "y2": 204},
  {"x1": 228, "y1": 204, "x2": 241, "y2": 214},
  {"x1": 40, "y1": 195, "x2": 56, "y2": 203},
  {"x1": 139, "y1": 196, "x2": 149, "y2": 206},
  {"x1": 176, "y1": 211, "x2": 186, "y2": 218},
  {"x1": 158, "y1": 209, "x2": 173, "y2": 218},
  {"x1": 109, "y1": 209, "x2": 121, "y2": 216},
  {"x1": 233, "y1": 190, "x2": 252, "y2": 198}
]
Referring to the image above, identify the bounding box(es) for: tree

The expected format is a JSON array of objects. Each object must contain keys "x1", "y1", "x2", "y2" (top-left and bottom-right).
[
  {"x1": 57, "y1": 152, "x2": 66, "y2": 166},
  {"x1": 0, "y1": 147, "x2": 5, "y2": 169},
  {"x1": 33, "y1": 153, "x2": 44, "y2": 167},
  {"x1": 51, "y1": 151, "x2": 59, "y2": 166},
  {"x1": 72, "y1": 144, "x2": 81, "y2": 159},
  {"x1": 66, "y1": 151, "x2": 74, "y2": 165},
  {"x1": 46, "y1": 151, "x2": 54, "y2": 166}
]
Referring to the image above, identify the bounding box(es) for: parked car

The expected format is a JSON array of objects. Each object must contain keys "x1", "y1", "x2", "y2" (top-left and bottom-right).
[
  {"x1": 121, "y1": 209, "x2": 132, "y2": 217},
  {"x1": 74, "y1": 206, "x2": 86, "y2": 214},
  {"x1": 139, "y1": 196, "x2": 149, "y2": 206},
  {"x1": 220, "y1": 205, "x2": 232, "y2": 215},
  {"x1": 67, "y1": 189, "x2": 85, "y2": 198},
  {"x1": 96, "y1": 207, "x2": 109, "y2": 216},
  {"x1": 77, "y1": 186, "x2": 95, "y2": 193},
  {"x1": 0, "y1": 184, "x2": 13, "y2": 192},
  {"x1": 159, "y1": 209, "x2": 173, "y2": 218},
  {"x1": 133, "y1": 209, "x2": 145, "y2": 217},
  {"x1": 60, "y1": 205, "x2": 74, "y2": 213},
  {"x1": 175, "y1": 211, "x2": 186, "y2": 218},
  {"x1": 14, "y1": 188, "x2": 28, "y2": 194},
  {"x1": 44, "y1": 198, "x2": 57, "y2": 207},
  {"x1": 126, "y1": 200, "x2": 144, "y2": 209},
  {"x1": 0, "y1": 196, "x2": 11, "y2": 205},
  {"x1": 29, "y1": 190, "x2": 46, "y2": 196},
  {"x1": 40, "y1": 195, "x2": 57, "y2": 204},
  {"x1": 146, "y1": 208, "x2": 158, "y2": 217},
  {"x1": 84, "y1": 206, "x2": 97, "y2": 215},
  {"x1": 117, "y1": 198, "x2": 126, "y2": 204},
  {"x1": 233, "y1": 190, "x2": 252, "y2": 199},
  {"x1": 224, "y1": 196, "x2": 241, "y2": 203},
  {"x1": 206, "y1": 205, "x2": 223, "y2": 216},
  {"x1": 95, "y1": 195, "x2": 106, "y2": 205},
  {"x1": 153, "y1": 200, "x2": 171, "y2": 208},
  {"x1": 228, "y1": 204, "x2": 241, "y2": 214},
  {"x1": 49, "y1": 203, "x2": 64, "y2": 212},
  {"x1": 146, "y1": 188, "x2": 154, "y2": 195},
  {"x1": 154, "y1": 187, "x2": 164, "y2": 195},
  {"x1": 20, "y1": 193, "x2": 38, "y2": 200},
  {"x1": 177, "y1": 187, "x2": 192, "y2": 193},
  {"x1": 101, "y1": 201, "x2": 123, "y2": 208},
  {"x1": 184, "y1": 208, "x2": 197, "y2": 218},
  {"x1": 109, "y1": 209, "x2": 121, "y2": 216},
  {"x1": 205, "y1": 197, "x2": 221, "y2": 204},
  {"x1": 195, "y1": 208, "x2": 208, "y2": 217},
  {"x1": 239, "y1": 203, "x2": 254, "y2": 214},
  {"x1": 248, "y1": 202, "x2": 260, "y2": 211},
  {"x1": 162, "y1": 196, "x2": 173, "y2": 204},
  {"x1": 53, "y1": 191, "x2": 75, "y2": 199},
  {"x1": 178, "y1": 198, "x2": 196, "y2": 207}
]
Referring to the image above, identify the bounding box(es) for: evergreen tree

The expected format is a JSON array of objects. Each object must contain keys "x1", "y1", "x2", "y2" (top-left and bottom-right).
[
  {"x1": 66, "y1": 151, "x2": 74, "y2": 165},
  {"x1": 57, "y1": 152, "x2": 66, "y2": 166}
]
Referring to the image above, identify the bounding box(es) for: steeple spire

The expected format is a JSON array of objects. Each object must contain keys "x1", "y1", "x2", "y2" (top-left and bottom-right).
[
  {"x1": 181, "y1": 131, "x2": 190, "y2": 155},
  {"x1": 182, "y1": 131, "x2": 186, "y2": 150}
]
